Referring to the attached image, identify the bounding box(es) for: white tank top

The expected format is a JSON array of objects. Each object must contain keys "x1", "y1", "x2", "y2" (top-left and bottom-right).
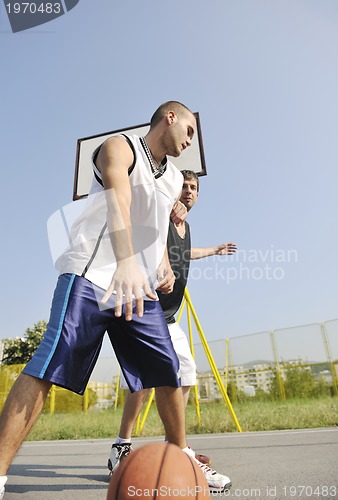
[{"x1": 55, "y1": 135, "x2": 183, "y2": 294}]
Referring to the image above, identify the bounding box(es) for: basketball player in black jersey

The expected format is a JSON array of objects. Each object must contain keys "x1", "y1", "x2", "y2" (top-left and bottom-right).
[{"x1": 109, "y1": 170, "x2": 237, "y2": 491}]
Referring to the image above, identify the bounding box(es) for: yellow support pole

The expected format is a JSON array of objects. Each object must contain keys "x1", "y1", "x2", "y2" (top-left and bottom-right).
[
  {"x1": 224, "y1": 338, "x2": 229, "y2": 390},
  {"x1": 186, "y1": 303, "x2": 201, "y2": 427},
  {"x1": 270, "y1": 331, "x2": 286, "y2": 400},
  {"x1": 83, "y1": 387, "x2": 89, "y2": 413},
  {"x1": 135, "y1": 388, "x2": 155, "y2": 435},
  {"x1": 184, "y1": 288, "x2": 242, "y2": 432},
  {"x1": 227, "y1": 339, "x2": 238, "y2": 403},
  {"x1": 321, "y1": 323, "x2": 338, "y2": 395},
  {"x1": 3, "y1": 367, "x2": 9, "y2": 399},
  {"x1": 176, "y1": 298, "x2": 186, "y2": 323},
  {"x1": 114, "y1": 369, "x2": 121, "y2": 411},
  {"x1": 129, "y1": 288, "x2": 242, "y2": 433}
]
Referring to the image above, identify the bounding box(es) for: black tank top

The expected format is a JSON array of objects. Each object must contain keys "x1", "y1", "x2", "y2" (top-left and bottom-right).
[{"x1": 158, "y1": 220, "x2": 191, "y2": 324}]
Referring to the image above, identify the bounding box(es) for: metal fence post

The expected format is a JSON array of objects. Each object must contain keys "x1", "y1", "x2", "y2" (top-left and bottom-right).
[
  {"x1": 83, "y1": 387, "x2": 89, "y2": 412},
  {"x1": 50, "y1": 385, "x2": 56, "y2": 414},
  {"x1": 321, "y1": 322, "x2": 338, "y2": 395},
  {"x1": 186, "y1": 301, "x2": 201, "y2": 428},
  {"x1": 270, "y1": 331, "x2": 286, "y2": 400}
]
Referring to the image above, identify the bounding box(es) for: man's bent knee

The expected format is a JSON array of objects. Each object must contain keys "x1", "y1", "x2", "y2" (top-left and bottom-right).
[
  {"x1": 18, "y1": 373, "x2": 52, "y2": 391},
  {"x1": 155, "y1": 386, "x2": 183, "y2": 397}
]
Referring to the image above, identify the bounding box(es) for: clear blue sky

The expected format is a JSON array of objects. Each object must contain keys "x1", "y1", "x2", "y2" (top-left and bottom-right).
[{"x1": 1, "y1": 1, "x2": 338, "y2": 362}]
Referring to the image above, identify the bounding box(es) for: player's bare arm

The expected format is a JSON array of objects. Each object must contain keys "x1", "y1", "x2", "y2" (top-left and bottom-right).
[
  {"x1": 191, "y1": 242, "x2": 237, "y2": 260},
  {"x1": 97, "y1": 136, "x2": 156, "y2": 319}
]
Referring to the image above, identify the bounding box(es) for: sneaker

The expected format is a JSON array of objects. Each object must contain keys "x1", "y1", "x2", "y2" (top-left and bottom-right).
[
  {"x1": 184, "y1": 448, "x2": 231, "y2": 493},
  {"x1": 188, "y1": 445, "x2": 211, "y2": 466},
  {"x1": 0, "y1": 476, "x2": 7, "y2": 500},
  {"x1": 108, "y1": 443, "x2": 133, "y2": 474},
  {"x1": 196, "y1": 460, "x2": 232, "y2": 493}
]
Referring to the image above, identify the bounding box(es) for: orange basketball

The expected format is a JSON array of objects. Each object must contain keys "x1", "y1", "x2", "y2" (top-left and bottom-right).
[{"x1": 107, "y1": 442, "x2": 210, "y2": 499}]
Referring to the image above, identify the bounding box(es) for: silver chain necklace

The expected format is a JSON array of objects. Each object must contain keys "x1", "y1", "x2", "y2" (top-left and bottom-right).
[{"x1": 140, "y1": 137, "x2": 167, "y2": 179}]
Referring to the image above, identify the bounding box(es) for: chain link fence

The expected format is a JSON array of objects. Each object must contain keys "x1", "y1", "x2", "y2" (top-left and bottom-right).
[
  {"x1": 1, "y1": 319, "x2": 337, "y2": 412},
  {"x1": 196, "y1": 320, "x2": 338, "y2": 402}
]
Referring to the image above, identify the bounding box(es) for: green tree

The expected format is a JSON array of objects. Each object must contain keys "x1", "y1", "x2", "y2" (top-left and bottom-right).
[
  {"x1": 269, "y1": 363, "x2": 332, "y2": 400},
  {"x1": 283, "y1": 363, "x2": 316, "y2": 398},
  {"x1": 311, "y1": 374, "x2": 331, "y2": 398},
  {"x1": 2, "y1": 321, "x2": 47, "y2": 365},
  {"x1": 226, "y1": 379, "x2": 238, "y2": 403}
]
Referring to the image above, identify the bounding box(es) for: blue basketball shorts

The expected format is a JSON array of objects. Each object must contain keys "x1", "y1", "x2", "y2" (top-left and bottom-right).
[
  {"x1": 120, "y1": 322, "x2": 196, "y2": 389},
  {"x1": 23, "y1": 273, "x2": 181, "y2": 395}
]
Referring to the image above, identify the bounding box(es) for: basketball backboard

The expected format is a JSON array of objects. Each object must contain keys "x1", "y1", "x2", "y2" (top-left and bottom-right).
[{"x1": 73, "y1": 112, "x2": 206, "y2": 200}]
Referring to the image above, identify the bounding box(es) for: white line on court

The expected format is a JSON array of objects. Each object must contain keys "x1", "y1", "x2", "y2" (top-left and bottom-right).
[
  {"x1": 187, "y1": 427, "x2": 338, "y2": 440},
  {"x1": 20, "y1": 427, "x2": 338, "y2": 448}
]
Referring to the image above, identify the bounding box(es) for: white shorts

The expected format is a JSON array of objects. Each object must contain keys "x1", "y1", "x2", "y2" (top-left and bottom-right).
[{"x1": 120, "y1": 322, "x2": 196, "y2": 389}]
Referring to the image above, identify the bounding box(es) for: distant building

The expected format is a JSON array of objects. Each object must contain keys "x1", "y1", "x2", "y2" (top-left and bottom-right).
[
  {"x1": 229, "y1": 363, "x2": 274, "y2": 392},
  {"x1": 197, "y1": 362, "x2": 277, "y2": 401},
  {"x1": 197, "y1": 372, "x2": 219, "y2": 401},
  {"x1": 318, "y1": 370, "x2": 332, "y2": 384},
  {"x1": 244, "y1": 385, "x2": 256, "y2": 397}
]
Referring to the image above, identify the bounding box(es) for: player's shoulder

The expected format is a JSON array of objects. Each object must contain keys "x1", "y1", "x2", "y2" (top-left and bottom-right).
[
  {"x1": 98, "y1": 135, "x2": 134, "y2": 165},
  {"x1": 102, "y1": 134, "x2": 130, "y2": 152}
]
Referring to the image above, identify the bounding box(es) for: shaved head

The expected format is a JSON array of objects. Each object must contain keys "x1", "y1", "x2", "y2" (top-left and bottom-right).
[{"x1": 150, "y1": 101, "x2": 194, "y2": 128}]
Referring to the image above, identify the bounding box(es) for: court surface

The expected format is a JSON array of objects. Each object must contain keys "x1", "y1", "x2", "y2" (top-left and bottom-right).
[{"x1": 5, "y1": 428, "x2": 338, "y2": 499}]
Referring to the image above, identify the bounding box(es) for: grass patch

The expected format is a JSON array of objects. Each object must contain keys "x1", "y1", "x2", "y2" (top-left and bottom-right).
[{"x1": 25, "y1": 396, "x2": 338, "y2": 441}]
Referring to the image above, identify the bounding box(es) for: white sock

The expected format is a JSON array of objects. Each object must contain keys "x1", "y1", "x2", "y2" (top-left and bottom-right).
[
  {"x1": 0, "y1": 476, "x2": 7, "y2": 488},
  {"x1": 114, "y1": 436, "x2": 132, "y2": 445}
]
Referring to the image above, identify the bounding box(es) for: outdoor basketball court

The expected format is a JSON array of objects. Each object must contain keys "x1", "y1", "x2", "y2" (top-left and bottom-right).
[{"x1": 5, "y1": 428, "x2": 338, "y2": 499}]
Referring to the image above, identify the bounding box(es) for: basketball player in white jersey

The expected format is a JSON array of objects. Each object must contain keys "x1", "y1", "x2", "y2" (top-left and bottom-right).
[{"x1": 0, "y1": 102, "x2": 231, "y2": 497}]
